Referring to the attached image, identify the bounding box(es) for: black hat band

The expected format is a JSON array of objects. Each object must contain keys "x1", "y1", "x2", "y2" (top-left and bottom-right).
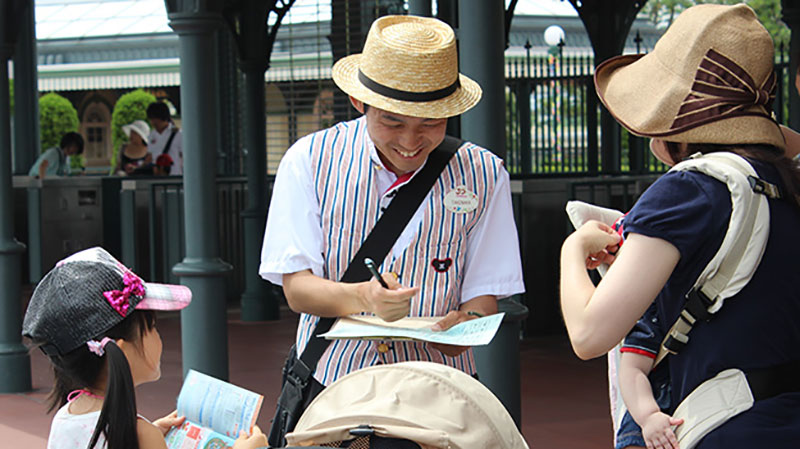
[{"x1": 358, "y1": 69, "x2": 460, "y2": 103}]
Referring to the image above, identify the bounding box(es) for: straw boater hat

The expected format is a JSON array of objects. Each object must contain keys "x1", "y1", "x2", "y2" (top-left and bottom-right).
[
  {"x1": 595, "y1": 4, "x2": 785, "y2": 149},
  {"x1": 332, "y1": 15, "x2": 482, "y2": 119}
]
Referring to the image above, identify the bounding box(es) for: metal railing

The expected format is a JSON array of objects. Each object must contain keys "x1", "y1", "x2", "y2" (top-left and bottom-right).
[
  {"x1": 505, "y1": 44, "x2": 794, "y2": 177},
  {"x1": 120, "y1": 176, "x2": 273, "y2": 301}
]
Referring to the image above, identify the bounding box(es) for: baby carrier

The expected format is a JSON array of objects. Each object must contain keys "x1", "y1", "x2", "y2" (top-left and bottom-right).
[
  {"x1": 568, "y1": 151, "x2": 780, "y2": 449},
  {"x1": 283, "y1": 361, "x2": 529, "y2": 449}
]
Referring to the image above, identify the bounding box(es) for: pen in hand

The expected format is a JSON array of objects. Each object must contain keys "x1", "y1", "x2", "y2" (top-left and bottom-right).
[{"x1": 364, "y1": 258, "x2": 390, "y2": 289}]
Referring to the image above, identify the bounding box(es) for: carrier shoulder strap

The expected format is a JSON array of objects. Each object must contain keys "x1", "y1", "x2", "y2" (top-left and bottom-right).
[
  {"x1": 653, "y1": 152, "x2": 780, "y2": 368},
  {"x1": 296, "y1": 136, "x2": 463, "y2": 374}
]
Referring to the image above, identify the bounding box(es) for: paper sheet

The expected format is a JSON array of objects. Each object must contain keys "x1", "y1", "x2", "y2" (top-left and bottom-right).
[{"x1": 320, "y1": 313, "x2": 505, "y2": 346}]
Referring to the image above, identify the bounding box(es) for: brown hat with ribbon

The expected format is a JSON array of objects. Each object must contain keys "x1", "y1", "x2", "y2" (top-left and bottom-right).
[
  {"x1": 332, "y1": 15, "x2": 482, "y2": 119},
  {"x1": 595, "y1": 4, "x2": 785, "y2": 149}
]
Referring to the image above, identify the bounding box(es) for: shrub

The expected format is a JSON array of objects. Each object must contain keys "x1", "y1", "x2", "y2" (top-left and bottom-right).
[
  {"x1": 110, "y1": 89, "x2": 157, "y2": 170},
  {"x1": 39, "y1": 92, "x2": 79, "y2": 149},
  {"x1": 39, "y1": 92, "x2": 82, "y2": 170}
]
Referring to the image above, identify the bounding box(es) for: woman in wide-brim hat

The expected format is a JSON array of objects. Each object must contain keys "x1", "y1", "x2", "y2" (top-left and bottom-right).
[{"x1": 560, "y1": 4, "x2": 800, "y2": 448}]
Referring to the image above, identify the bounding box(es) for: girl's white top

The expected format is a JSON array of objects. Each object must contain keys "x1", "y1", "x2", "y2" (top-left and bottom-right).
[{"x1": 47, "y1": 404, "x2": 104, "y2": 449}]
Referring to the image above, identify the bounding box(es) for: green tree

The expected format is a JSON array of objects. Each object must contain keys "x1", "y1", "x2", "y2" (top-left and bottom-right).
[
  {"x1": 110, "y1": 89, "x2": 156, "y2": 171},
  {"x1": 642, "y1": 0, "x2": 789, "y2": 47},
  {"x1": 39, "y1": 92, "x2": 83, "y2": 171}
]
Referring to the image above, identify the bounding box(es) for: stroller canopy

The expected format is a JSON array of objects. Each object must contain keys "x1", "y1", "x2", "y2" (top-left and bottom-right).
[{"x1": 286, "y1": 361, "x2": 529, "y2": 449}]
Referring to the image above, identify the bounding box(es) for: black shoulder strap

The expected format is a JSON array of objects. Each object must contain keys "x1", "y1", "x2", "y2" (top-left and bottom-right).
[
  {"x1": 161, "y1": 127, "x2": 179, "y2": 155},
  {"x1": 298, "y1": 136, "x2": 462, "y2": 370}
]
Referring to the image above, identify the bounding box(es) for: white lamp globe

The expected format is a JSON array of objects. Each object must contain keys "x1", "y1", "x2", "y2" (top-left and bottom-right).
[{"x1": 544, "y1": 25, "x2": 565, "y2": 47}]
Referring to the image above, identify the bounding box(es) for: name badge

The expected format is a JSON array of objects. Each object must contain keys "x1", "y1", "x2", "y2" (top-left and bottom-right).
[{"x1": 444, "y1": 186, "x2": 478, "y2": 214}]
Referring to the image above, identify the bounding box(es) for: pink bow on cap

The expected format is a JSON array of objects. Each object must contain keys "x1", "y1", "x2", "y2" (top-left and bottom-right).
[{"x1": 103, "y1": 272, "x2": 145, "y2": 317}]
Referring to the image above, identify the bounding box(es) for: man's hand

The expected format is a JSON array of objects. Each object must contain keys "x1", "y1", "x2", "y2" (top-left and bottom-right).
[
  {"x1": 429, "y1": 309, "x2": 479, "y2": 357},
  {"x1": 361, "y1": 272, "x2": 418, "y2": 322},
  {"x1": 152, "y1": 410, "x2": 185, "y2": 435},
  {"x1": 430, "y1": 295, "x2": 497, "y2": 357}
]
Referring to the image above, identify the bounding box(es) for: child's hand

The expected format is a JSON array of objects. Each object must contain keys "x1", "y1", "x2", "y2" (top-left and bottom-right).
[
  {"x1": 642, "y1": 411, "x2": 683, "y2": 449},
  {"x1": 153, "y1": 410, "x2": 185, "y2": 436},
  {"x1": 232, "y1": 425, "x2": 268, "y2": 449}
]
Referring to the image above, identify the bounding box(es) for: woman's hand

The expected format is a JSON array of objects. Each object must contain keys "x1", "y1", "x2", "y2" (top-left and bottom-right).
[
  {"x1": 233, "y1": 425, "x2": 269, "y2": 449},
  {"x1": 565, "y1": 220, "x2": 621, "y2": 269},
  {"x1": 152, "y1": 410, "x2": 185, "y2": 435}
]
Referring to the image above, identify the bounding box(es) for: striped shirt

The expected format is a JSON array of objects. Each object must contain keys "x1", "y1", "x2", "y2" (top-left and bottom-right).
[{"x1": 260, "y1": 116, "x2": 524, "y2": 385}]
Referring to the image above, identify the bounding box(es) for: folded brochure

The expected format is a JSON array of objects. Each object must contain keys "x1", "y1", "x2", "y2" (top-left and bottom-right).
[
  {"x1": 165, "y1": 369, "x2": 263, "y2": 449},
  {"x1": 320, "y1": 312, "x2": 505, "y2": 346}
]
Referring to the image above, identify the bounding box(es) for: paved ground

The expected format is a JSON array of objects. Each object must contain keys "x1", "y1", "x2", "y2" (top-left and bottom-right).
[{"x1": 0, "y1": 306, "x2": 612, "y2": 448}]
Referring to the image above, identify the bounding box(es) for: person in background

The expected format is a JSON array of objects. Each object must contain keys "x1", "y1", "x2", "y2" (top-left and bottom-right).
[
  {"x1": 117, "y1": 119, "x2": 152, "y2": 176},
  {"x1": 28, "y1": 132, "x2": 84, "y2": 179},
  {"x1": 146, "y1": 102, "x2": 183, "y2": 176}
]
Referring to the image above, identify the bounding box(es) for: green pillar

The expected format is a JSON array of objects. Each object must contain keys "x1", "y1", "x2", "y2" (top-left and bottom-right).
[
  {"x1": 239, "y1": 59, "x2": 279, "y2": 321},
  {"x1": 571, "y1": 0, "x2": 644, "y2": 174},
  {"x1": 0, "y1": 1, "x2": 31, "y2": 392},
  {"x1": 458, "y1": 0, "x2": 506, "y2": 159},
  {"x1": 408, "y1": 0, "x2": 432, "y2": 17},
  {"x1": 783, "y1": 0, "x2": 800, "y2": 130},
  {"x1": 234, "y1": 0, "x2": 280, "y2": 322},
  {"x1": 12, "y1": 0, "x2": 39, "y2": 175},
  {"x1": 167, "y1": 11, "x2": 232, "y2": 381}
]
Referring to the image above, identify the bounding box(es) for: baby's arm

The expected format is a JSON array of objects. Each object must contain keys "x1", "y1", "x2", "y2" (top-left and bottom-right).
[{"x1": 619, "y1": 351, "x2": 683, "y2": 449}]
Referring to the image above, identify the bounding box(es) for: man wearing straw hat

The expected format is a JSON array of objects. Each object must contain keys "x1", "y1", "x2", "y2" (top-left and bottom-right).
[{"x1": 260, "y1": 15, "x2": 524, "y2": 389}]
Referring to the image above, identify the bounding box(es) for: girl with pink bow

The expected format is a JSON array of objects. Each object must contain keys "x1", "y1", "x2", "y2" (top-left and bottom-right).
[{"x1": 22, "y1": 247, "x2": 268, "y2": 449}]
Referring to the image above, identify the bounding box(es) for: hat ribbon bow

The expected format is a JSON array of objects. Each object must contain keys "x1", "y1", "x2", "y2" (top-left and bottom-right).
[
  {"x1": 103, "y1": 272, "x2": 145, "y2": 317},
  {"x1": 671, "y1": 48, "x2": 776, "y2": 132}
]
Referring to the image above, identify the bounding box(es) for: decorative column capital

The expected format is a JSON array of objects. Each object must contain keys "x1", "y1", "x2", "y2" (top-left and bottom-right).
[{"x1": 167, "y1": 12, "x2": 223, "y2": 35}]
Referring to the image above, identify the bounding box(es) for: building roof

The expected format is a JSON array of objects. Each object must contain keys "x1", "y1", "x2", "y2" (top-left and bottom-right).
[{"x1": 32, "y1": 0, "x2": 663, "y2": 91}]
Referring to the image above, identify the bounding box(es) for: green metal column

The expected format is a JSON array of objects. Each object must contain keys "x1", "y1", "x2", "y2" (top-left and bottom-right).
[
  {"x1": 783, "y1": 0, "x2": 800, "y2": 130},
  {"x1": 0, "y1": 1, "x2": 31, "y2": 392},
  {"x1": 239, "y1": 59, "x2": 279, "y2": 321},
  {"x1": 408, "y1": 0, "x2": 432, "y2": 17},
  {"x1": 517, "y1": 81, "x2": 532, "y2": 173},
  {"x1": 167, "y1": 10, "x2": 232, "y2": 380},
  {"x1": 12, "y1": 0, "x2": 39, "y2": 175},
  {"x1": 234, "y1": 0, "x2": 280, "y2": 322},
  {"x1": 571, "y1": 0, "x2": 644, "y2": 174},
  {"x1": 458, "y1": 0, "x2": 506, "y2": 159}
]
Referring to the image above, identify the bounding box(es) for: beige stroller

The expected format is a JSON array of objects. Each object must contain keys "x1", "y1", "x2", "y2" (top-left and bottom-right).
[{"x1": 284, "y1": 361, "x2": 529, "y2": 449}]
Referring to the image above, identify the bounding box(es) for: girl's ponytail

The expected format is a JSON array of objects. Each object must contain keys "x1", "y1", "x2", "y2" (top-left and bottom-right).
[{"x1": 88, "y1": 340, "x2": 139, "y2": 449}]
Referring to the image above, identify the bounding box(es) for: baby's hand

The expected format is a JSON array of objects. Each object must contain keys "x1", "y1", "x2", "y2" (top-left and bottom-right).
[{"x1": 642, "y1": 411, "x2": 683, "y2": 449}]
